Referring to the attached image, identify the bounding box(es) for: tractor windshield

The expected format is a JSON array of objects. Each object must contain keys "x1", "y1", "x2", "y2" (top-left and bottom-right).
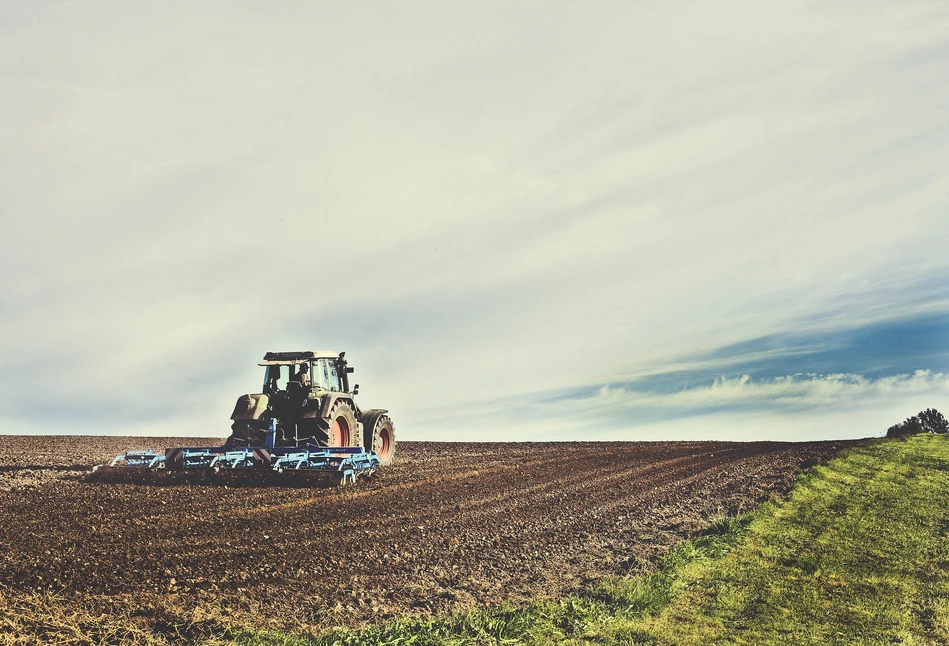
[
  {"x1": 311, "y1": 358, "x2": 342, "y2": 392},
  {"x1": 261, "y1": 359, "x2": 341, "y2": 393}
]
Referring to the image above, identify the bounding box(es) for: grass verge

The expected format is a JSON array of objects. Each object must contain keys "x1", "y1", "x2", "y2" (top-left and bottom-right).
[{"x1": 234, "y1": 435, "x2": 949, "y2": 645}]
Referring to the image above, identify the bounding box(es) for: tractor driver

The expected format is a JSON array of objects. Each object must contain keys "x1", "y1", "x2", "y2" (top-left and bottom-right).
[{"x1": 295, "y1": 363, "x2": 310, "y2": 387}]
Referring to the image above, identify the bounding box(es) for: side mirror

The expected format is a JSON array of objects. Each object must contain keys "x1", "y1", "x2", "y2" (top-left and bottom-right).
[{"x1": 353, "y1": 384, "x2": 360, "y2": 395}]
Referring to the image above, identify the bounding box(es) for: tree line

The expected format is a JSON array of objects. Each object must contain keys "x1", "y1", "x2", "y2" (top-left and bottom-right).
[{"x1": 886, "y1": 408, "x2": 949, "y2": 438}]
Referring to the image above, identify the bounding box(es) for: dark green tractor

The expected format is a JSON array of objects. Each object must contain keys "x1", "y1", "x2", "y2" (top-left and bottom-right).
[{"x1": 228, "y1": 350, "x2": 395, "y2": 465}]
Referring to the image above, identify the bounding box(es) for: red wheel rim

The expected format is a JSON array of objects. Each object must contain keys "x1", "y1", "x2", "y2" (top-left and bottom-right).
[
  {"x1": 332, "y1": 417, "x2": 351, "y2": 446},
  {"x1": 377, "y1": 427, "x2": 392, "y2": 459}
]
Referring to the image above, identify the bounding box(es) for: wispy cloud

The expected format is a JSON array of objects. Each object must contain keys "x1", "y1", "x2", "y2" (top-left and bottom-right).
[
  {"x1": 590, "y1": 371, "x2": 949, "y2": 412},
  {"x1": 408, "y1": 370, "x2": 949, "y2": 443}
]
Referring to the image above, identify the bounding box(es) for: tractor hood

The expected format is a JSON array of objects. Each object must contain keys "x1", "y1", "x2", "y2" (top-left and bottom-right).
[{"x1": 231, "y1": 393, "x2": 270, "y2": 421}]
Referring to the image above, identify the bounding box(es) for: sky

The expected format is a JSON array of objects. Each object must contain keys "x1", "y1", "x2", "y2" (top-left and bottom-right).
[{"x1": 1, "y1": 1, "x2": 948, "y2": 443}]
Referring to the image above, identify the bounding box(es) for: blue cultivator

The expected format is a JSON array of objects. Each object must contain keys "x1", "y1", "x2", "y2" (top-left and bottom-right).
[
  {"x1": 272, "y1": 447, "x2": 381, "y2": 485},
  {"x1": 92, "y1": 437, "x2": 381, "y2": 488},
  {"x1": 108, "y1": 450, "x2": 163, "y2": 468}
]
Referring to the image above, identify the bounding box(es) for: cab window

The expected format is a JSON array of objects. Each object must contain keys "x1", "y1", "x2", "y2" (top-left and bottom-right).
[
  {"x1": 263, "y1": 365, "x2": 288, "y2": 391},
  {"x1": 312, "y1": 358, "x2": 341, "y2": 391}
]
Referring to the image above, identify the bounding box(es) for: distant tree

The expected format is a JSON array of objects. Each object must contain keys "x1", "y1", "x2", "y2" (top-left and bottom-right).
[
  {"x1": 886, "y1": 408, "x2": 948, "y2": 438},
  {"x1": 917, "y1": 408, "x2": 949, "y2": 434}
]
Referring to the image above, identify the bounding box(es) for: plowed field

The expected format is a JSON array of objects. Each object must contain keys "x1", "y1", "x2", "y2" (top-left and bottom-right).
[{"x1": 0, "y1": 436, "x2": 855, "y2": 639}]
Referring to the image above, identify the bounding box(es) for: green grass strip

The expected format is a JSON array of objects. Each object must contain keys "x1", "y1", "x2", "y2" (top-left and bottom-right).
[{"x1": 233, "y1": 435, "x2": 949, "y2": 646}]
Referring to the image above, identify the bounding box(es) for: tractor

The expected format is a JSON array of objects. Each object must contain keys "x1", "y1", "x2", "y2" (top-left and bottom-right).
[
  {"x1": 90, "y1": 350, "x2": 395, "y2": 486},
  {"x1": 229, "y1": 350, "x2": 395, "y2": 465}
]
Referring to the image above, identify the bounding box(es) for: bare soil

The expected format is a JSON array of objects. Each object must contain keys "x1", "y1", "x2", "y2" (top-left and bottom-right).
[{"x1": 0, "y1": 435, "x2": 857, "y2": 638}]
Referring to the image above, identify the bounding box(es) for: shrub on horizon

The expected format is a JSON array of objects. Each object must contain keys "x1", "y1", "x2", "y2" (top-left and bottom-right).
[
  {"x1": 886, "y1": 408, "x2": 948, "y2": 438},
  {"x1": 917, "y1": 408, "x2": 949, "y2": 434}
]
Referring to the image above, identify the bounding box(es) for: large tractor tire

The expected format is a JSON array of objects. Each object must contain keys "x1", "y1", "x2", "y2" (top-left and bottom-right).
[
  {"x1": 325, "y1": 399, "x2": 359, "y2": 447},
  {"x1": 361, "y1": 409, "x2": 396, "y2": 466}
]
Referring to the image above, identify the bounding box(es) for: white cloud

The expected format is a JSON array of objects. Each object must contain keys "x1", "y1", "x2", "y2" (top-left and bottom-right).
[
  {"x1": 405, "y1": 371, "x2": 949, "y2": 443},
  {"x1": 589, "y1": 371, "x2": 949, "y2": 411}
]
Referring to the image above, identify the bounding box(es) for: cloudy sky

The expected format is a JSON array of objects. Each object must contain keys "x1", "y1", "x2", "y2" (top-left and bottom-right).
[{"x1": 2, "y1": 1, "x2": 947, "y2": 443}]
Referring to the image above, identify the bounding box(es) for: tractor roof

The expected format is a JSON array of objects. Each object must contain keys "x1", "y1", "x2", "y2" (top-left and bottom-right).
[{"x1": 259, "y1": 350, "x2": 340, "y2": 366}]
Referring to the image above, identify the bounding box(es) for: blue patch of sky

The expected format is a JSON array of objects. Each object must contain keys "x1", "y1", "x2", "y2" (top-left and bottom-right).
[{"x1": 535, "y1": 308, "x2": 949, "y2": 405}]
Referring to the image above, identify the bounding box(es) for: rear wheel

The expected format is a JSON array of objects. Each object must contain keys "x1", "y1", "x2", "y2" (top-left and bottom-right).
[
  {"x1": 325, "y1": 400, "x2": 358, "y2": 447},
  {"x1": 361, "y1": 410, "x2": 396, "y2": 466}
]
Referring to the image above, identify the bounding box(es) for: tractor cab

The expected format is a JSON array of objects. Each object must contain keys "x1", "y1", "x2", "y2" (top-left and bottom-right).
[{"x1": 258, "y1": 351, "x2": 352, "y2": 395}]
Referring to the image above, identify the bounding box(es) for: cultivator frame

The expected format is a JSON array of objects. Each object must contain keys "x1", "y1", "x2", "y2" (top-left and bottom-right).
[{"x1": 92, "y1": 429, "x2": 381, "y2": 487}]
